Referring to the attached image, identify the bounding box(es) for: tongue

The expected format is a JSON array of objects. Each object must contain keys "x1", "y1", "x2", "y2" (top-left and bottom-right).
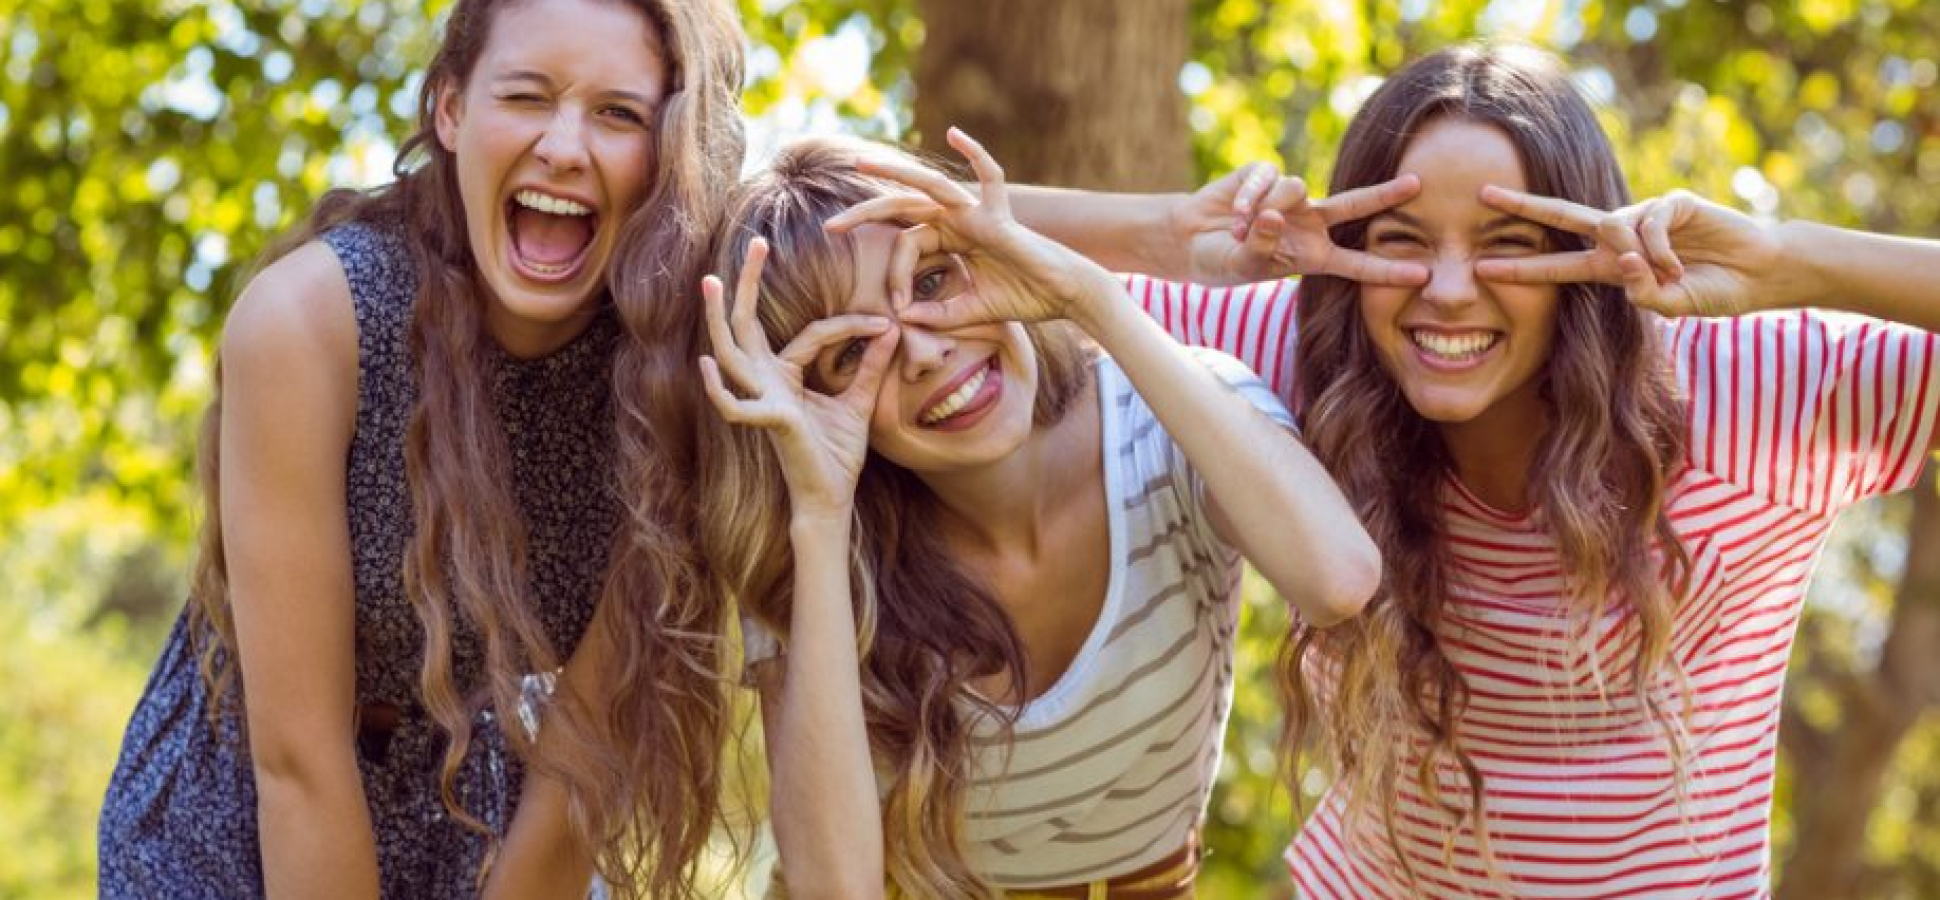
[{"x1": 511, "y1": 207, "x2": 594, "y2": 266}]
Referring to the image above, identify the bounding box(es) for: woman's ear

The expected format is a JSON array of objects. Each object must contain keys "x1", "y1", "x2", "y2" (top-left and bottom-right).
[{"x1": 433, "y1": 78, "x2": 462, "y2": 153}]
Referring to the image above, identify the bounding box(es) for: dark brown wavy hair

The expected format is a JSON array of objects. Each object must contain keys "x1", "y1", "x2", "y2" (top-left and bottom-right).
[
  {"x1": 185, "y1": 1, "x2": 745, "y2": 896},
  {"x1": 1283, "y1": 43, "x2": 1691, "y2": 888},
  {"x1": 697, "y1": 136, "x2": 1093, "y2": 899}
]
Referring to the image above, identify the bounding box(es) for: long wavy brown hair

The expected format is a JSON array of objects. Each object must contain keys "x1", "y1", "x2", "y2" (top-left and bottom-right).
[
  {"x1": 697, "y1": 137, "x2": 1093, "y2": 900},
  {"x1": 1283, "y1": 44, "x2": 1691, "y2": 887},
  {"x1": 184, "y1": 1, "x2": 745, "y2": 896}
]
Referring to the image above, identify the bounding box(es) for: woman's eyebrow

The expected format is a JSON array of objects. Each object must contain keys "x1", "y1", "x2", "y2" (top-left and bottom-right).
[
  {"x1": 1370, "y1": 209, "x2": 1424, "y2": 228},
  {"x1": 1479, "y1": 216, "x2": 1544, "y2": 234}
]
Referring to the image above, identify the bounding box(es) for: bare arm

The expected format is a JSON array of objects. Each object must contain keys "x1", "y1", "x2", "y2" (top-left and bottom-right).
[
  {"x1": 1007, "y1": 166, "x2": 1424, "y2": 287},
  {"x1": 480, "y1": 610, "x2": 614, "y2": 900},
  {"x1": 1076, "y1": 293, "x2": 1380, "y2": 627},
  {"x1": 755, "y1": 516, "x2": 883, "y2": 900},
  {"x1": 700, "y1": 245, "x2": 895, "y2": 900},
  {"x1": 854, "y1": 130, "x2": 1380, "y2": 627},
  {"x1": 1770, "y1": 221, "x2": 1940, "y2": 333},
  {"x1": 222, "y1": 242, "x2": 379, "y2": 899},
  {"x1": 1009, "y1": 185, "x2": 1190, "y2": 279},
  {"x1": 1478, "y1": 187, "x2": 1940, "y2": 449}
]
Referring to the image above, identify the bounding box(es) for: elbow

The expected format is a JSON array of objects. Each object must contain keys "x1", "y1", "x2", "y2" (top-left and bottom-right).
[
  {"x1": 248, "y1": 733, "x2": 356, "y2": 804},
  {"x1": 1288, "y1": 534, "x2": 1382, "y2": 629}
]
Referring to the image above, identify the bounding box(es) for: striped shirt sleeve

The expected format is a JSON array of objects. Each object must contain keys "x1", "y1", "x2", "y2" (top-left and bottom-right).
[
  {"x1": 1666, "y1": 310, "x2": 1940, "y2": 517},
  {"x1": 1121, "y1": 274, "x2": 1299, "y2": 403}
]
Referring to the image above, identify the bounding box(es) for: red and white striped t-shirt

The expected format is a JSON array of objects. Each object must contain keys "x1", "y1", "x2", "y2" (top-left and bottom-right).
[{"x1": 1127, "y1": 277, "x2": 1940, "y2": 899}]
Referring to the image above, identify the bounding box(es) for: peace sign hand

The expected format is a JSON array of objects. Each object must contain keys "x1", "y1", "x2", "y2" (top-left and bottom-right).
[
  {"x1": 1475, "y1": 186, "x2": 1785, "y2": 318},
  {"x1": 699, "y1": 238, "x2": 900, "y2": 520},
  {"x1": 1172, "y1": 163, "x2": 1429, "y2": 287}
]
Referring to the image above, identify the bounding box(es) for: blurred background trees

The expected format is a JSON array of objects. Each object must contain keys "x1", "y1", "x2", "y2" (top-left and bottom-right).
[{"x1": 2, "y1": 0, "x2": 1934, "y2": 896}]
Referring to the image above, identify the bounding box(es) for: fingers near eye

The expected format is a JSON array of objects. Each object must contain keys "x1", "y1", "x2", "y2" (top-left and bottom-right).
[
  {"x1": 1474, "y1": 249, "x2": 1605, "y2": 285},
  {"x1": 843, "y1": 327, "x2": 903, "y2": 403},
  {"x1": 778, "y1": 315, "x2": 893, "y2": 369},
  {"x1": 1479, "y1": 185, "x2": 1598, "y2": 235},
  {"x1": 1615, "y1": 251, "x2": 1668, "y2": 312},
  {"x1": 1638, "y1": 207, "x2": 1684, "y2": 279},
  {"x1": 1320, "y1": 174, "x2": 1419, "y2": 225},
  {"x1": 1335, "y1": 248, "x2": 1427, "y2": 286},
  {"x1": 887, "y1": 226, "x2": 944, "y2": 311}
]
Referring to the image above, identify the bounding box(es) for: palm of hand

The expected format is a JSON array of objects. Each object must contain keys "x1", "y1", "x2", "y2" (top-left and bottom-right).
[{"x1": 774, "y1": 380, "x2": 872, "y2": 509}]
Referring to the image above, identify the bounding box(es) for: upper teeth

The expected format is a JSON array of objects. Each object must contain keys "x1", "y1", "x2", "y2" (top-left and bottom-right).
[
  {"x1": 1412, "y1": 331, "x2": 1496, "y2": 358},
  {"x1": 921, "y1": 364, "x2": 989, "y2": 425},
  {"x1": 515, "y1": 190, "x2": 591, "y2": 216}
]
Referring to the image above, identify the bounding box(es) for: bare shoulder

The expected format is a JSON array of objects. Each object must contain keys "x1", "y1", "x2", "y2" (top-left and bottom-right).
[
  {"x1": 220, "y1": 240, "x2": 359, "y2": 426},
  {"x1": 222, "y1": 241, "x2": 358, "y2": 382}
]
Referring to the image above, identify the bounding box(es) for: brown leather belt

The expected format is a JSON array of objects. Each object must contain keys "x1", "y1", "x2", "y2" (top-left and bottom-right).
[{"x1": 1010, "y1": 834, "x2": 1201, "y2": 900}]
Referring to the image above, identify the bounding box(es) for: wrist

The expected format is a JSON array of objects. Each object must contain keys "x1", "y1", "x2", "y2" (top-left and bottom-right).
[
  {"x1": 1067, "y1": 278, "x2": 1139, "y2": 345},
  {"x1": 1145, "y1": 193, "x2": 1196, "y2": 281},
  {"x1": 1767, "y1": 220, "x2": 1834, "y2": 312},
  {"x1": 790, "y1": 508, "x2": 853, "y2": 537}
]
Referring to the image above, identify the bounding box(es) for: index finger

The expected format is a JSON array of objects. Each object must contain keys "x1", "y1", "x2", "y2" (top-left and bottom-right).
[
  {"x1": 1479, "y1": 185, "x2": 1600, "y2": 235},
  {"x1": 945, "y1": 127, "x2": 1011, "y2": 217},
  {"x1": 823, "y1": 193, "x2": 944, "y2": 233},
  {"x1": 1321, "y1": 248, "x2": 1429, "y2": 287},
  {"x1": 1315, "y1": 174, "x2": 1420, "y2": 226},
  {"x1": 1474, "y1": 250, "x2": 1606, "y2": 285},
  {"x1": 776, "y1": 314, "x2": 895, "y2": 369},
  {"x1": 1229, "y1": 162, "x2": 1279, "y2": 215},
  {"x1": 839, "y1": 327, "x2": 902, "y2": 411},
  {"x1": 854, "y1": 156, "x2": 978, "y2": 210}
]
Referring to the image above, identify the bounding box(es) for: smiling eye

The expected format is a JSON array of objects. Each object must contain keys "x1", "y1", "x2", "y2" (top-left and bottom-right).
[
  {"x1": 1368, "y1": 230, "x2": 1428, "y2": 255},
  {"x1": 1484, "y1": 233, "x2": 1543, "y2": 256},
  {"x1": 600, "y1": 104, "x2": 648, "y2": 126}
]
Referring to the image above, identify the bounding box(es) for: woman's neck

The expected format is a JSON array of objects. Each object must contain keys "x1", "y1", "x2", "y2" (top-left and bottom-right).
[
  {"x1": 920, "y1": 391, "x2": 1101, "y2": 560},
  {"x1": 1438, "y1": 401, "x2": 1548, "y2": 514}
]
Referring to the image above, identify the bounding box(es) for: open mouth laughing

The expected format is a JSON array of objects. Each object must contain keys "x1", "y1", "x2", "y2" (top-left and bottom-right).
[{"x1": 506, "y1": 188, "x2": 597, "y2": 282}]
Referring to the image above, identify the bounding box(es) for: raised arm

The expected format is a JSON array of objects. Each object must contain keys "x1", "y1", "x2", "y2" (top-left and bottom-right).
[
  {"x1": 1009, "y1": 164, "x2": 1426, "y2": 287},
  {"x1": 1477, "y1": 186, "x2": 1940, "y2": 330},
  {"x1": 836, "y1": 129, "x2": 1380, "y2": 627},
  {"x1": 221, "y1": 242, "x2": 378, "y2": 899},
  {"x1": 1477, "y1": 186, "x2": 1940, "y2": 449},
  {"x1": 698, "y1": 240, "x2": 899, "y2": 900}
]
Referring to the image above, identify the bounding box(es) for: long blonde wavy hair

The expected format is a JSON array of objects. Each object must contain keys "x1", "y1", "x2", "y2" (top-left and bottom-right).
[
  {"x1": 1284, "y1": 44, "x2": 1692, "y2": 888},
  {"x1": 697, "y1": 137, "x2": 1093, "y2": 900},
  {"x1": 185, "y1": 1, "x2": 746, "y2": 896}
]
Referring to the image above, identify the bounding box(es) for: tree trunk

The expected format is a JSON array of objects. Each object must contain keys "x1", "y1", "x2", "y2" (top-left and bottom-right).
[
  {"x1": 913, "y1": 0, "x2": 1192, "y2": 191},
  {"x1": 1779, "y1": 465, "x2": 1940, "y2": 900}
]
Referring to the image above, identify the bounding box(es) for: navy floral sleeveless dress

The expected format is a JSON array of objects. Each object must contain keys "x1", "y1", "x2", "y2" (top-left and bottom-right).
[{"x1": 98, "y1": 222, "x2": 622, "y2": 898}]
